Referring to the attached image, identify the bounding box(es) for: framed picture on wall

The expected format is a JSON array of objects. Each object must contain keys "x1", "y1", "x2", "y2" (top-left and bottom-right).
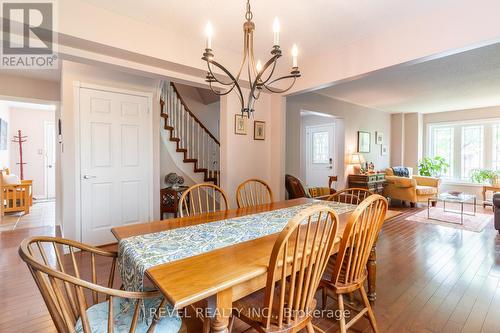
[
  {"x1": 376, "y1": 131, "x2": 384, "y2": 145},
  {"x1": 381, "y1": 144, "x2": 388, "y2": 156},
  {"x1": 0, "y1": 119, "x2": 7, "y2": 150},
  {"x1": 234, "y1": 114, "x2": 247, "y2": 135},
  {"x1": 357, "y1": 131, "x2": 370, "y2": 153},
  {"x1": 254, "y1": 121, "x2": 265, "y2": 140}
]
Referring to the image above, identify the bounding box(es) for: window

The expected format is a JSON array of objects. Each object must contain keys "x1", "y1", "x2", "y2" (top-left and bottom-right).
[
  {"x1": 312, "y1": 131, "x2": 329, "y2": 164},
  {"x1": 428, "y1": 120, "x2": 498, "y2": 182},
  {"x1": 430, "y1": 126, "x2": 453, "y2": 177},
  {"x1": 493, "y1": 124, "x2": 500, "y2": 169},
  {"x1": 461, "y1": 125, "x2": 483, "y2": 180}
]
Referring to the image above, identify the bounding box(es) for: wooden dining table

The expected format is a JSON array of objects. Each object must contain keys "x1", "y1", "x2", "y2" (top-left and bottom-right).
[{"x1": 112, "y1": 198, "x2": 400, "y2": 333}]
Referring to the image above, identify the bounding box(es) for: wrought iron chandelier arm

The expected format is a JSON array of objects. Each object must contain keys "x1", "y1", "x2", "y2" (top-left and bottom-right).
[
  {"x1": 207, "y1": 59, "x2": 245, "y2": 106},
  {"x1": 249, "y1": 55, "x2": 279, "y2": 100},
  {"x1": 263, "y1": 75, "x2": 298, "y2": 93},
  {"x1": 206, "y1": 60, "x2": 238, "y2": 86}
]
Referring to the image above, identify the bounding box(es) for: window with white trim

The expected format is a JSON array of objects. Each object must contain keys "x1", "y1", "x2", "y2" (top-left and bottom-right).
[{"x1": 428, "y1": 120, "x2": 499, "y2": 182}]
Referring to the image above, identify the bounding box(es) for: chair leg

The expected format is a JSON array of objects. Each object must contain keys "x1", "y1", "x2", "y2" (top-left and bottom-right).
[
  {"x1": 337, "y1": 294, "x2": 346, "y2": 333},
  {"x1": 359, "y1": 285, "x2": 379, "y2": 333},
  {"x1": 306, "y1": 322, "x2": 315, "y2": 333},
  {"x1": 321, "y1": 286, "x2": 327, "y2": 310}
]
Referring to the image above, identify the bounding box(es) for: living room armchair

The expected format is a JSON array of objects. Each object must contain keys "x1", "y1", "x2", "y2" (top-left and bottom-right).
[{"x1": 384, "y1": 167, "x2": 440, "y2": 207}]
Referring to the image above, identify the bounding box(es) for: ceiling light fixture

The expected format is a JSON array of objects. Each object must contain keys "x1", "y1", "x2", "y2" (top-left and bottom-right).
[{"x1": 202, "y1": 0, "x2": 301, "y2": 116}]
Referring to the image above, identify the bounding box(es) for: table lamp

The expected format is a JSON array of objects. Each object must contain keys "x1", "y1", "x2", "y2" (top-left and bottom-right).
[{"x1": 349, "y1": 153, "x2": 366, "y2": 174}]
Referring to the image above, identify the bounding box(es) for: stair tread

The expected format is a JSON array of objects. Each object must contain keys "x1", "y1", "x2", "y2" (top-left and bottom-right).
[{"x1": 170, "y1": 138, "x2": 180, "y2": 142}]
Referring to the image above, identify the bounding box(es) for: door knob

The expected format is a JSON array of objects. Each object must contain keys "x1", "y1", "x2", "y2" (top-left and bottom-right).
[{"x1": 82, "y1": 175, "x2": 97, "y2": 179}]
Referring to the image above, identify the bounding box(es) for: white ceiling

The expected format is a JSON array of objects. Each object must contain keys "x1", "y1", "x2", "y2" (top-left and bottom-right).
[
  {"x1": 80, "y1": 0, "x2": 454, "y2": 66},
  {"x1": 315, "y1": 42, "x2": 500, "y2": 113}
]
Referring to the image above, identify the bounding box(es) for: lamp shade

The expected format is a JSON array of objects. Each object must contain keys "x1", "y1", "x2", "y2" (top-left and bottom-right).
[{"x1": 349, "y1": 153, "x2": 366, "y2": 164}]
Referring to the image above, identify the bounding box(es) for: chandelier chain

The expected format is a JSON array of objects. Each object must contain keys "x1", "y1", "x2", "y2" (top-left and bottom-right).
[{"x1": 245, "y1": 0, "x2": 253, "y2": 21}]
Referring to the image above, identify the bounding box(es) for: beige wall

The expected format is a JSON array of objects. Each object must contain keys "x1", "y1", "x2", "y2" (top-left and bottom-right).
[
  {"x1": 0, "y1": 74, "x2": 59, "y2": 102},
  {"x1": 9, "y1": 107, "x2": 54, "y2": 198},
  {"x1": 60, "y1": 60, "x2": 160, "y2": 240},
  {"x1": 220, "y1": 89, "x2": 286, "y2": 208},
  {"x1": 286, "y1": 93, "x2": 391, "y2": 188},
  {"x1": 390, "y1": 113, "x2": 404, "y2": 166},
  {"x1": 403, "y1": 113, "x2": 423, "y2": 171}
]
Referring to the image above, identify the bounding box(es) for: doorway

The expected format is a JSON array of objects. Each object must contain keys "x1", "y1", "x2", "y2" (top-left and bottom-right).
[
  {"x1": 305, "y1": 123, "x2": 336, "y2": 187},
  {"x1": 0, "y1": 100, "x2": 57, "y2": 231}
]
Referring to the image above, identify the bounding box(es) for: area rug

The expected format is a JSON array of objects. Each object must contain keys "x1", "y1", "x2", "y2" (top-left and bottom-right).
[{"x1": 405, "y1": 206, "x2": 492, "y2": 232}]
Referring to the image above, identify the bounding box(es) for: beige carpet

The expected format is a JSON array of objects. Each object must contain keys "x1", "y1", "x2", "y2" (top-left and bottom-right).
[
  {"x1": 405, "y1": 203, "x2": 492, "y2": 232},
  {"x1": 0, "y1": 200, "x2": 55, "y2": 232}
]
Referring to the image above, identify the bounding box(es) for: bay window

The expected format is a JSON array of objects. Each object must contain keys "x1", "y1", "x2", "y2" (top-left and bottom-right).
[{"x1": 428, "y1": 120, "x2": 499, "y2": 182}]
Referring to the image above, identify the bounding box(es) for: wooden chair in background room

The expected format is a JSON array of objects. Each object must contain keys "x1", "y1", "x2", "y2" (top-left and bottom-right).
[
  {"x1": 18, "y1": 236, "x2": 185, "y2": 333},
  {"x1": 0, "y1": 168, "x2": 33, "y2": 216},
  {"x1": 326, "y1": 188, "x2": 371, "y2": 205},
  {"x1": 319, "y1": 195, "x2": 388, "y2": 333},
  {"x1": 230, "y1": 205, "x2": 340, "y2": 333},
  {"x1": 236, "y1": 178, "x2": 274, "y2": 208},
  {"x1": 178, "y1": 183, "x2": 229, "y2": 217}
]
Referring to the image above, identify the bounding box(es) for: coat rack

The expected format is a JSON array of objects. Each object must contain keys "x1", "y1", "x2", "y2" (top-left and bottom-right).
[{"x1": 12, "y1": 130, "x2": 27, "y2": 180}]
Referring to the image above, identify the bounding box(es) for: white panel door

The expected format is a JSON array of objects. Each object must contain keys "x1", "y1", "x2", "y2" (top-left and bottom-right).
[
  {"x1": 306, "y1": 124, "x2": 335, "y2": 187},
  {"x1": 44, "y1": 121, "x2": 56, "y2": 199},
  {"x1": 80, "y1": 88, "x2": 150, "y2": 245}
]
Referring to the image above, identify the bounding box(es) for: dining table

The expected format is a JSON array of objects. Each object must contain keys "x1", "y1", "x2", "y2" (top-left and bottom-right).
[{"x1": 111, "y1": 198, "x2": 400, "y2": 333}]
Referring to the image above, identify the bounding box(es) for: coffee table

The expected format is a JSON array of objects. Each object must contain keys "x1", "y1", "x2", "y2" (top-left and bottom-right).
[{"x1": 428, "y1": 192, "x2": 477, "y2": 225}]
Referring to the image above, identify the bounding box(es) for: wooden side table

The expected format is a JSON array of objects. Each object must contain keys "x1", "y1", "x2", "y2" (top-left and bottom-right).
[
  {"x1": 482, "y1": 185, "x2": 500, "y2": 209},
  {"x1": 348, "y1": 173, "x2": 386, "y2": 194},
  {"x1": 160, "y1": 186, "x2": 189, "y2": 219}
]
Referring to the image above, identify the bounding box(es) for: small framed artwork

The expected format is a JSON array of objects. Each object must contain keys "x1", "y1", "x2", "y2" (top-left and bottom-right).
[
  {"x1": 381, "y1": 145, "x2": 388, "y2": 156},
  {"x1": 0, "y1": 119, "x2": 7, "y2": 150},
  {"x1": 254, "y1": 121, "x2": 265, "y2": 140},
  {"x1": 357, "y1": 131, "x2": 370, "y2": 153},
  {"x1": 234, "y1": 114, "x2": 247, "y2": 135},
  {"x1": 376, "y1": 131, "x2": 384, "y2": 145}
]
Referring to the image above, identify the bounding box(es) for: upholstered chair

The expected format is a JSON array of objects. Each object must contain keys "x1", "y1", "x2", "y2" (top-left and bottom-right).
[
  {"x1": 285, "y1": 174, "x2": 334, "y2": 200},
  {"x1": 493, "y1": 193, "x2": 500, "y2": 233},
  {"x1": 383, "y1": 167, "x2": 440, "y2": 207}
]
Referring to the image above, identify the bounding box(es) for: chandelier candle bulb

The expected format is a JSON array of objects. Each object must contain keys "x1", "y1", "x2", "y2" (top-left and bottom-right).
[
  {"x1": 273, "y1": 17, "x2": 280, "y2": 46},
  {"x1": 205, "y1": 22, "x2": 213, "y2": 49},
  {"x1": 256, "y1": 60, "x2": 262, "y2": 73},
  {"x1": 292, "y1": 44, "x2": 298, "y2": 68}
]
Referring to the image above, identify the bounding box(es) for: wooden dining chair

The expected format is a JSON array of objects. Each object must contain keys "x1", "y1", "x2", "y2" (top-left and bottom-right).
[
  {"x1": 230, "y1": 205, "x2": 340, "y2": 333},
  {"x1": 178, "y1": 183, "x2": 229, "y2": 217},
  {"x1": 319, "y1": 195, "x2": 388, "y2": 333},
  {"x1": 326, "y1": 188, "x2": 371, "y2": 205},
  {"x1": 236, "y1": 178, "x2": 274, "y2": 208},
  {"x1": 19, "y1": 236, "x2": 185, "y2": 333}
]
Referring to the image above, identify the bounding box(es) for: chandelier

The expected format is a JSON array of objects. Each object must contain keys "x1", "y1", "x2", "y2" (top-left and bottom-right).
[{"x1": 202, "y1": 0, "x2": 301, "y2": 116}]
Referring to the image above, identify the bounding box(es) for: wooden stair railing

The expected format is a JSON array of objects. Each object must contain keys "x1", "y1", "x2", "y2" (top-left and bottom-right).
[{"x1": 160, "y1": 82, "x2": 220, "y2": 185}]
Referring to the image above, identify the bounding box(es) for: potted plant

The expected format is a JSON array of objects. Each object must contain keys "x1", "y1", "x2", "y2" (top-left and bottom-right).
[
  {"x1": 470, "y1": 169, "x2": 500, "y2": 185},
  {"x1": 418, "y1": 156, "x2": 449, "y2": 177}
]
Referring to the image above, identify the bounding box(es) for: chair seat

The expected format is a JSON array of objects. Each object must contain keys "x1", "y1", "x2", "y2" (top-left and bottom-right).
[
  {"x1": 233, "y1": 288, "x2": 314, "y2": 332},
  {"x1": 75, "y1": 296, "x2": 182, "y2": 333},
  {"x1": 416, "y1": 185, "x2": 438, "y2": 196}
]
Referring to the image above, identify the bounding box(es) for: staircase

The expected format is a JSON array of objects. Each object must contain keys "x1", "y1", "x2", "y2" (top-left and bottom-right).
[{"x1": 160, "y1": 82, "x2": 220, "y2": 185}]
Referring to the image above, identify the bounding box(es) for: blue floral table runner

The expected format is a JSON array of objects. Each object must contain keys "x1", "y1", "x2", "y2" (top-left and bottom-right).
[{"x1": 118, "y1": 200, "x2": 356, "y2": 292}]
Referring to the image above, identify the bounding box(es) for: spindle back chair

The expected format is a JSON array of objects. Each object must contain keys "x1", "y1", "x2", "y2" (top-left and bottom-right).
[
  {"x1": 236, "y1": 178, "x2": 274, "y2": 208},
  {"x1": 320, "y1": 194, "x2": 388, "y2": 333},
  {"x1": 178, "y1": 183, "x2": 229, "y2": 217},
  {"x1": 326, "y1": 187, "x2": 371, "y2": 205},
  {"x1": 18, "y1": 236, "x2": 184, "y2": 333},
  {"x1": 232, "y1": 205, "x2": 339, "y2": 332}
]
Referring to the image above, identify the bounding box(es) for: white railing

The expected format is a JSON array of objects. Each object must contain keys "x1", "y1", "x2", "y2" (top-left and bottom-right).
[{"x1": 161, "y1": 82, "x2": 220, "y2": 185}]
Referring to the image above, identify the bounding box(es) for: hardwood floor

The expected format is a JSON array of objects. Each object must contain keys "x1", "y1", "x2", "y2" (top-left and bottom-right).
[{"x1": 1, "y1": 204, "x2": 498, "y2": 332}]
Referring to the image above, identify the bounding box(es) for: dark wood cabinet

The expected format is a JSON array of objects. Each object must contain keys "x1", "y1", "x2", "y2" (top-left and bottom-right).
[
  {"x1": 348, "y1": 173, "x2": 386, "y2": 194},
  {"x1": 160, "y1": 186, "x2": 189, "y2": 218}
]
